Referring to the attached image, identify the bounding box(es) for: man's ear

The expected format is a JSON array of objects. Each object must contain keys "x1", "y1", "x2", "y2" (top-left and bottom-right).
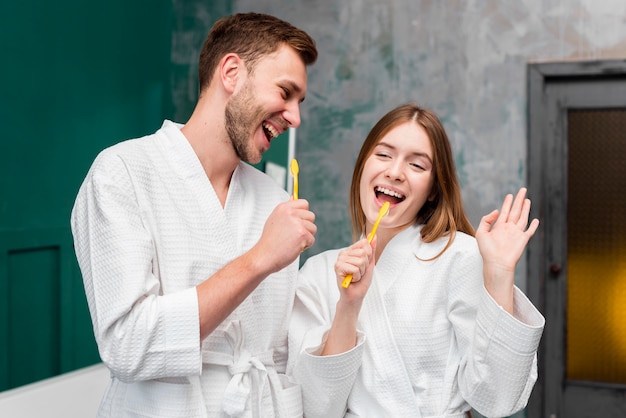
[{"x1": 219, "y1": 53, "x2": 242, "y2": 94}]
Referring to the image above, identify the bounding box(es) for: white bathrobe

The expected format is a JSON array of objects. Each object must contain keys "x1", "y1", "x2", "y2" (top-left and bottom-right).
[
  {"x1": 71, "y1": 120, "x2": 302, "y2": 418},
  {"x1": 289, "y1": 224, "x2": 545, "y2": 418}
]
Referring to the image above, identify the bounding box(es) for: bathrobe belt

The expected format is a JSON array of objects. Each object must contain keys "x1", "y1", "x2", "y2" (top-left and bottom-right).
[{"x1": 202, "y1": 321, "x2": 280, "y2": 418}]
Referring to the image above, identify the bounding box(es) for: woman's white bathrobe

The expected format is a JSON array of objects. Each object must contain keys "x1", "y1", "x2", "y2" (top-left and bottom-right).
[
  {"x1": 71, "y1": 120, "x2": 302, "y2": 417},
  {"x1": 288, "y1": 224, "x2": 545, "y2": 418}
]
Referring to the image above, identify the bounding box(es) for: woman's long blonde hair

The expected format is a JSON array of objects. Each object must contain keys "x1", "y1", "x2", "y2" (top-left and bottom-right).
[{"x1": 349, "y1": 103, "x2": 475, "y2": 258}]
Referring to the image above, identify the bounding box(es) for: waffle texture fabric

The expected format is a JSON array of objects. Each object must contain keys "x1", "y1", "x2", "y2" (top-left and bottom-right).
[
  {"x1": 71, "y1": 120, "x2": 301, "y2": 417},
  {"x1": 288, "y1": 223, "x2": 545, "y2": 418}
]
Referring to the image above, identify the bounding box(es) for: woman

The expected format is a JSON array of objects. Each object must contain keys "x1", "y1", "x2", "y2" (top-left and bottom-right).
[{"x1": 288, "y1": 104, "x2": 544, "y2": 417}]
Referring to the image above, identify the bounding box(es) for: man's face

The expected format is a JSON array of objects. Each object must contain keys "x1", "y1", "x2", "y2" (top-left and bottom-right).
[{"x1": 224, "y1": 44, "x2": 308, "y2": 164}]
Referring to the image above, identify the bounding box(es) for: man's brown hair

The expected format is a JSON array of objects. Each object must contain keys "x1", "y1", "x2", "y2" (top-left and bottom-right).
[{"x1": 198, "y1": 13, "x2": 318, "y2": 92}]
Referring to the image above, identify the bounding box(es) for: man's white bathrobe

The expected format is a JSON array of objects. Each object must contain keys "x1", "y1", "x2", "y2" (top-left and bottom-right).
[
  {"x1": 71, "y1": 121, "x2": 302, "y2": 417},
  {"x1": 288, "y1": 224, "x2": 545, "y2": 418}
]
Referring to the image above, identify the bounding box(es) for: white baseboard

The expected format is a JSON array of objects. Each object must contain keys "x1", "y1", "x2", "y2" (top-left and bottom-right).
[{"x1": 0, "y1": 363, "x2": 109, "y2": 417}]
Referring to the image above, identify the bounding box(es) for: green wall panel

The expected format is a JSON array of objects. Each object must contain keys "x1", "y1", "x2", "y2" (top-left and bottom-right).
[
  {"x1": 0, "y1": 0, "x2": 172, "y2": 390},
  {"x1": 0, "y1": 227, "x2": 92, "y2": 391},
  {"x1": 7, "y1": 245, "x2": 61, "y2": 388},
  {"x1": 0, "y1": 0, "x2": 171, "y2": 230}
]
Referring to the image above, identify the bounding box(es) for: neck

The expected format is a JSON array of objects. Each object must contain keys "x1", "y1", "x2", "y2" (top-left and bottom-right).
[
  {"x1": 182, "y1": 94, "x2": 240, "y2": 206},
  {"x1": 374, "y1": 224, "x2": 412, "y2": 261}
]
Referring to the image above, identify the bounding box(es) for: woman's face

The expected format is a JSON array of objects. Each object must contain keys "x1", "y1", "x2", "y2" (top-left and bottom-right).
[{"x1": 359, "y1": 121, "x2": 435, "y2": 236}]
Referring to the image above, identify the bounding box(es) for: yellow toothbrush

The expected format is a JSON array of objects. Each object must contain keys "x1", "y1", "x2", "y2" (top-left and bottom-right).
[
  {"x1": 341, "y1": 201, "x2": 390, "y2": 288},
  {"x1": 290, "y1": 159, "x2": 299, "y2": 200}
]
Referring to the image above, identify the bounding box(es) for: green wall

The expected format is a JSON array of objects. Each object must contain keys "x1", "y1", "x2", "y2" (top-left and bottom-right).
[
  {"x1": 0, "y1": 0, "x2": 292, "y2": 392},
  {"x1": 0, "y1": 0, "x2": 172, "y2": 391}
]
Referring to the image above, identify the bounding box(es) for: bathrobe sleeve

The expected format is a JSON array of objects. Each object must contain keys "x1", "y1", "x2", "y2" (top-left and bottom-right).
[
  {"x1": 71, "y1": 148, "x2": 202, "y2": 382},
  {"x1": 448, "y1": 239, "x2": 545, "y2": 417},
  {"x1": 457, "y1": 287, "x2": 544, "y2": 417},
  {"x1": 288, "y1": 250, "x2": 365, "y2": 418}
]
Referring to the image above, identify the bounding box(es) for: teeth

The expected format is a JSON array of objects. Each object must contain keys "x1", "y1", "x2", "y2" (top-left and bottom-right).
[
  {"x1": 376, "y1": 186, "x2": 404, "y2": 199},
  {"x1": 263, "y1": 122, "x2": 279, "y2": 139}
]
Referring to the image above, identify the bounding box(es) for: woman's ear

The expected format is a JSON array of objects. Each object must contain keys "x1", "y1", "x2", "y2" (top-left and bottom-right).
[
  {"x1": 427, "y1": 187, "x2": 437, "y2": 202},
  {"x1": 219, "y1": 53, "x2": 242, "y2": 94}
]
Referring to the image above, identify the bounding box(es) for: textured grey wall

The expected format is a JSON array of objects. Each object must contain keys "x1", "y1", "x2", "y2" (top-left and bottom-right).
[{"x1": 171, "y1": 0, "x2": 626, "y2": 291}]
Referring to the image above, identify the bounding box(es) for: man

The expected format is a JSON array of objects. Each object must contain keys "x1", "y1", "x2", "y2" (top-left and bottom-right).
[{"x1": 71, "y1": 13, "x2": 318, "y2": 417}]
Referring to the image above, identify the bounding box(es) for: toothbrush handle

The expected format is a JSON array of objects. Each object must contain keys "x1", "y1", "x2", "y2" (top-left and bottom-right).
[{"x1": 341, "y1": 274, "x2": 353, "y2": 289}]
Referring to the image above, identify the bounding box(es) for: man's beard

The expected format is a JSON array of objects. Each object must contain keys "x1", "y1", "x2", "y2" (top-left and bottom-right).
[{"x1": 224, "y1": 82, "x2": 267, "y2": 164}]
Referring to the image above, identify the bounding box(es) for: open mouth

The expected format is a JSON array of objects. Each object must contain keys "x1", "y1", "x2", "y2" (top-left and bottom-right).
[
  {"x1": 262, "y1": 122, "x2": 279, "y2": 141},
  {"x1": 375, "y1": 186, "x2": 405, "y2": 204}
]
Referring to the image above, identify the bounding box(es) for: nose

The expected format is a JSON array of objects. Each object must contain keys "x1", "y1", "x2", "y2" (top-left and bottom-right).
[
  {"x1": 385, "y1": 160, "x2": 405, "y2": 181},
  {"x1": 283, "y1": 101, "x2": 301, "y2": 128}
]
